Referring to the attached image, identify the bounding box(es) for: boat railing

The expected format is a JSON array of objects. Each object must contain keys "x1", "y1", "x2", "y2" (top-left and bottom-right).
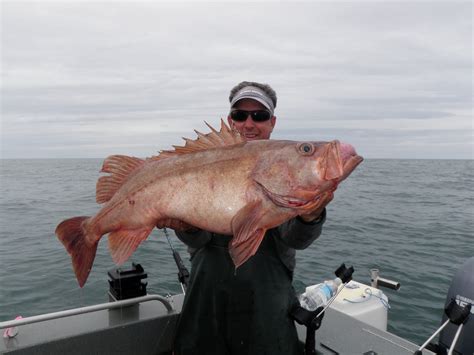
[{"x1": 0, "y1": 294, "x2": 174, "y2": 330}]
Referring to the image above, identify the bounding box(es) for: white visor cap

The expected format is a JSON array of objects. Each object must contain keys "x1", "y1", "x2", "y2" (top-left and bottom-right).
[{"x1": 230, "y1": 86, "x2": 275, "y2": 115}]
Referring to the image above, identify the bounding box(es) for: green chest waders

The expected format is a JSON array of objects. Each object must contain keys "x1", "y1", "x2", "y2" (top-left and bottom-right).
[{"x1": 173, "y1": 233, "x2": 303, "y2": 355}]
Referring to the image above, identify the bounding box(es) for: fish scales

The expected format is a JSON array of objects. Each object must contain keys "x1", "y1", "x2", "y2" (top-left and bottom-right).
[
  {"x1": 96, "y1": 147, "x2": 255, "y2": 233},
  {"x1": 56, "y1": 120, "x2": 363, "y2": 287}
]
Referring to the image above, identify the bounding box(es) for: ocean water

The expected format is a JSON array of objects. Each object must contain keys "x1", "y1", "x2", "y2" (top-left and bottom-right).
[{"x1": 0, "y1": 158, "x2": 472, "y2": 346}]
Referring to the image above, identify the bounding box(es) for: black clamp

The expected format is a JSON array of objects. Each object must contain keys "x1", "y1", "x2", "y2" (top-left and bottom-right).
[
  {"x1": 291, "y1": 305, "x2": 325, "y2": 355},
  {"x1": 445, "y1": 298, "x2": 471, "y2": 325},
  {"x1": 335, "y1": 263, "x2": 354, "y2": 284},
  {"x1": 414, "y1": 299, "x2": 471, "y2": 355}
]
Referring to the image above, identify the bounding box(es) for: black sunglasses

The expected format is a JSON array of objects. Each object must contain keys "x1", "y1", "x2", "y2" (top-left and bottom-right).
[{"x1": 230, "y1": 110, "x2": 272, "y2": 122}]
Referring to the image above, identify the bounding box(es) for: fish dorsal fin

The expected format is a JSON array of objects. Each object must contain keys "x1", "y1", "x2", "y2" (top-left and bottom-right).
[
  {"x1": 96, "y1": 155, "x2": 145, "y2": 203},
  {"x1": 157, "y1": 119, "x2": 244, "y2": 159},
  {"x1": 96, "y1": 120, "x2": 241, "y2": 202}
]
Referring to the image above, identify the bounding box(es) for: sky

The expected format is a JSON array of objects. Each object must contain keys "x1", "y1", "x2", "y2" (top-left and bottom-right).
[{"x1": 1, "y1": 1, "x2": 472, "y2": 159}]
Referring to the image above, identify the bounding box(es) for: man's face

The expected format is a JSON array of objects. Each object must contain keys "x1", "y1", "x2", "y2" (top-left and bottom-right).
[{"x1": 227, "y1": 98, "x2": 276, "y2": 141}]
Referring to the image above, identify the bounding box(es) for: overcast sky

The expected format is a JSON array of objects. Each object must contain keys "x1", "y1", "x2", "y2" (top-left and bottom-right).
[{"x1": 1, "y1": 1, "x2": 472, "y2": 159}]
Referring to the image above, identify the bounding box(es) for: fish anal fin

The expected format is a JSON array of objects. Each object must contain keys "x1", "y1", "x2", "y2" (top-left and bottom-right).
[
  {"x1": 108, "y1": 226, "x2": 153, "y2": 265},
  {"x1": 229, "y1": 201, "x2": 267, "y2": 268},
  {"x1": 96, "y1": 155, "x2": 145, "y2": 203}
]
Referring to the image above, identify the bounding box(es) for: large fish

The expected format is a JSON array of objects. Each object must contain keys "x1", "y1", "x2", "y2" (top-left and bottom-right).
[{"x1": 56, "y1": 121, "x2": 363, "y2": 287}]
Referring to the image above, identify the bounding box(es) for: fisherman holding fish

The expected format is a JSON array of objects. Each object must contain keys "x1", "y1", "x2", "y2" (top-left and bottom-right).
[
  {"x1": 170, "y1": 81, "x2": 334, "y2": 355},
  {"x1": 56, "y1": 80, "x2": 362, "y2": 353}
]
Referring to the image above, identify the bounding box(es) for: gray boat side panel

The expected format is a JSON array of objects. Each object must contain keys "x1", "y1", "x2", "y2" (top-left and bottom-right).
[
  {"x1": 2, "y1": 316, "x2": 177, "y2": 355},
  {"x1": 2, "y1": 294, "x2": 435, "y2": 355},
  {"x1": 1, "y1": 299, "x2": 178, "y2": 355},
  {"x1": 296, "y1": 307, "x2": 435, "y2": 355}
]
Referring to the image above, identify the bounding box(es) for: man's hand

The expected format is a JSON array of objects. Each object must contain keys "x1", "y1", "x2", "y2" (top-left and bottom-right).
[
  {"x1": 299, "y1": 191, "x2": 334, "y2": 223},
  {"x1": 156, "y1": 218, "x2": 198, "y2": 232}
]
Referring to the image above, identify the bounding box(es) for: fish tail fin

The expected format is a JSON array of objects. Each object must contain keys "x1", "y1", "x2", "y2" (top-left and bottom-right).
[{"x1": 55, "y1": 216, "x2": 97, "y2": 288}]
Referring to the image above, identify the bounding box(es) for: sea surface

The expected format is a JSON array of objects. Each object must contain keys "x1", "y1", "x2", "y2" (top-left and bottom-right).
[{"x1": 0, "y1": 158, "x2": 472, "y2": 346}]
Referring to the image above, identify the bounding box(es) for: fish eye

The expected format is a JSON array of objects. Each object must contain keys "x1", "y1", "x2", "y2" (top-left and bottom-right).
[{"x1": 297, "y1": 142, "x2": 315, "y2": 156}]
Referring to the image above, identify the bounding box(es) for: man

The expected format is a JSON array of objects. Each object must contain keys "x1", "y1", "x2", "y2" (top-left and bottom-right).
[{"x1": 171, "y1": 81, "x2": 333, "y2": 355}]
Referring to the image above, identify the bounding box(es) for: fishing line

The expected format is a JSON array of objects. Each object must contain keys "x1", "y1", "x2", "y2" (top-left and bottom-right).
[
  {"x1": 163, "y1": 227, "x2": 189, "y2": 294},
  {"x1": 163, "y1": 227, "x2": 174, "y2": 252},
  {"x1": 343, "y1": 288, "x2": 391, "y2": 309},
  {"x1": 118, "y1": 266, "x2": 123, "y2": 321},
  {"x1": 150, "y1": 303, "x2": 174, "y2": 354}
]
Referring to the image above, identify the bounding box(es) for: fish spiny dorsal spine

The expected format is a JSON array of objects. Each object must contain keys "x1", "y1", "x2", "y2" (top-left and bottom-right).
[
  {"x1": 96, "y1": 120, "x2": 242, "y2": 204},
  {"x1": 157, "y1": 119, "x2": 244, "y2": 159}
]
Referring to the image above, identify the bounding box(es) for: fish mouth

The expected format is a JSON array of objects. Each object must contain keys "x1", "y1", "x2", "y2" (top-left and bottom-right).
[
  {"x1": 323, "y1": 140, "x2": 363, "y2": 183},
  {"x1": 339, "y1": 153, "x2": 364, "y2": 183}
]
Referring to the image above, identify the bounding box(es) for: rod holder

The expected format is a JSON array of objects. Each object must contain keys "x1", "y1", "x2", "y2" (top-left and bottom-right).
[{"x1": 370, "y1": 269, "x2": 400, "y2": 291}]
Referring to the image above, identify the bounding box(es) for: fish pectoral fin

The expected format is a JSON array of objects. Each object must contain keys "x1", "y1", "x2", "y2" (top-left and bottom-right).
[
  {"x1": 229, "y1": 201, "x2": 267, "y2": 268},
  {"x1": 229, "y1": 229, "x2": 266, "y2": 269},
  {"x1": 108, "y1": 226, "x2": 153, "y2": 265}
]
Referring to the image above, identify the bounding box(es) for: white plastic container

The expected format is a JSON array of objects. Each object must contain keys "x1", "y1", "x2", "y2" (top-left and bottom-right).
[{"x1": 329, "y1": 280, "x2": 389, "y2": 331}]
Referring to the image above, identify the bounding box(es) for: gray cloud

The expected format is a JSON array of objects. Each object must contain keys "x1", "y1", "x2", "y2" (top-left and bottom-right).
[{"x1": 1, "y1": 1, "x2": 472, "y2": 159}]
